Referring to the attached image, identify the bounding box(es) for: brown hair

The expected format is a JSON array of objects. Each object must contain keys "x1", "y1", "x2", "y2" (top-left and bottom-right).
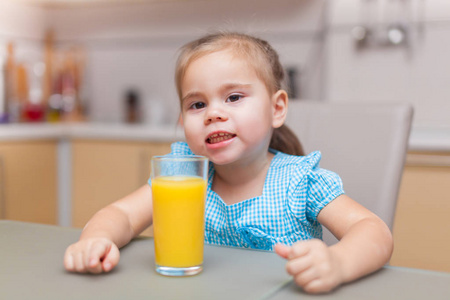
[{"x1": 175, "y1": 32, "x2": 303, "y2": 156}]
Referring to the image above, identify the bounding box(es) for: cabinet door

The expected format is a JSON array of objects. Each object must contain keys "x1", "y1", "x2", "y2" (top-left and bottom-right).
[
  {"x1": 71, "y1": 140, "x2": 171, "y2": 232},
  {"x1": 0, "y1": 140, "x2": 57, "y2": 224},
  {"x1": 390, "y1": 152, "x2": 450, "y2": 272}
]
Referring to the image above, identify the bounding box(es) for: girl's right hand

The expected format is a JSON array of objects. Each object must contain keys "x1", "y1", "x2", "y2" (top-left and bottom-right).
[{"x1": 64, "y1": 238, "x2": 120, "y2": 274}]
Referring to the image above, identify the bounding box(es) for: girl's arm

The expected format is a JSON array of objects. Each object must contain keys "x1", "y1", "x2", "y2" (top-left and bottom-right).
[
  {"x1": 318, "y1": 194, "x2": 394, "y2": 282},
  {"x1": 275, "y1": 194, "x2": 393, "y2": 293},
  {"x1": 64, "y1": 184, "x2": 153, "y2": 274}
]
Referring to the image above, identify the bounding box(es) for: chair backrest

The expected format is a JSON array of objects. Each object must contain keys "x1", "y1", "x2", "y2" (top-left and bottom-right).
[{"x1": 285, "y1": 101, "x2": 413, "y2": 245}]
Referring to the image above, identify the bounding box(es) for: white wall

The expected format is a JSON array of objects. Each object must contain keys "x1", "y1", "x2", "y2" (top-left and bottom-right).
[
  {"x1": 327, "y1": 0, "x2": 450, "y2": 129},
  {"x1": 0, "y1": 1, "x2": 46, "y2": 68},
  {"x1": 43, "y1": 0, "x2": 327, "y2": 124},
  {"x1": 2, "y1": 0, "x2": 450, "y2": 129}
]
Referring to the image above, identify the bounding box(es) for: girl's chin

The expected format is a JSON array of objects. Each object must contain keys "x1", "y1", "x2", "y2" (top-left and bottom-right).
[{"x1": 206, "y1": 153, "x2": 240, "y2": 166}]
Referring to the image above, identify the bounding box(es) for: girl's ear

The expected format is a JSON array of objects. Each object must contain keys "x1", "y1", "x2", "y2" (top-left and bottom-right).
[{"x1": 271, "y1": 89, "x2": 288, "y2": 129}]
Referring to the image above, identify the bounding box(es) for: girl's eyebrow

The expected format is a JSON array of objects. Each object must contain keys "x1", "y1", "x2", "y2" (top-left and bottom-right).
[
  {"x1": 182, "y1": 83, "x2": 252, "y2": 103},
  {"x1": 220, "y1": 83, "x2": 252, "y2": 92},
  {"x1": 182, "y1": 92, "x2": 202, "y2": 103}
]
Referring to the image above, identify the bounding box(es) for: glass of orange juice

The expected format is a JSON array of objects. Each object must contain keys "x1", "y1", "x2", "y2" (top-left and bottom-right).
[{"x1": 151, "y1": 155, "x2": 208, "y2": 276}]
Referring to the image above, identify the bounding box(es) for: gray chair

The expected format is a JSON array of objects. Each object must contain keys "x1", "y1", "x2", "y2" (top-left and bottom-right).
[{"x1": 285, "y1": 101, "x2": 413, "y2": 245}]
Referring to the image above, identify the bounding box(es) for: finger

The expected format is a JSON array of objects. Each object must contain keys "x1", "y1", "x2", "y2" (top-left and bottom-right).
[
  {"x1": 286, "y1": 255, "x2": 313, "y2": 276},
  {"x1": 274, "y1": 244, "x2": 291, "y2": 259},
  {"x1": 293, "y1": 265, "x2": 319, "y2": 288},
  {"x1": 74, "y1": 252, "x2": 87, "y2": 273},
  {"x1": 288, "y1": 242, "x2": 311, "y2": 259},
  {"x1": 102, "y1": 244, "x2": 120, "y2": 272},
  {"x1": 63, "y1": 250, "x2": 75, "y2": 271},
  {"x1": 303, "y1": 278, "x2": 336, "y2": 294},
  {"x1": 86, "y1": 242, "x2": 108, "y2": 274}
]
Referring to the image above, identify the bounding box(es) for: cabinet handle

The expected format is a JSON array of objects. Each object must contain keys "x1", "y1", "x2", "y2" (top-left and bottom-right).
[{"x1": 0, "y1": 155, "x2": 5, "y2": 219}]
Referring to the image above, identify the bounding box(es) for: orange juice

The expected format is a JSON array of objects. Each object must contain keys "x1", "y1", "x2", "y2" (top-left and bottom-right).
[{"x1": 152, "y1": 175, "x2": 207, "y2": 268}]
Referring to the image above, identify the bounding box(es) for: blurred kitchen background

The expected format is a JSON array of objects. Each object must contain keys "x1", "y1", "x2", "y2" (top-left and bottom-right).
[
  {"x1": 1, "y1": 0, "x2": 449, "y2": 273},
  {"x1": 1, "y1": 0, "x2": 449, "y2": 128}
]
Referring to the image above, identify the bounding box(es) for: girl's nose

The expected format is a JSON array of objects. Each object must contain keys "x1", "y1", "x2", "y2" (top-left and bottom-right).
[{"x1": 204, "y1": 105, "x2": 228, "y2": 125}]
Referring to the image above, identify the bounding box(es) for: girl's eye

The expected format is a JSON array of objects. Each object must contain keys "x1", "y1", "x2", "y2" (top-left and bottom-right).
[
  {"x1": 190, "y1": 102, "x2": 206, "y2": 110},
  {"x1": 226, "y1": 94, "x2": 242, "y2": 102}
]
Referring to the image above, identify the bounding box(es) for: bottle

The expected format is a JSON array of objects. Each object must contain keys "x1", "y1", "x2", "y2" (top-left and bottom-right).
[
  {"x1": 23, "y1": 62, "x2": 45, "y2": 122},
  {"x1": 5, "y1": 42, "x2": 21, "y2": 123},
  {"x1": 125, "y1": 89, "x2": 140, "y2": 124},
  {"x1": 286, "y1": 67, "x2": 300, "y2": 100},
  {"x1": 0, "y1": 58, "x2": 8, "y2": 123}
]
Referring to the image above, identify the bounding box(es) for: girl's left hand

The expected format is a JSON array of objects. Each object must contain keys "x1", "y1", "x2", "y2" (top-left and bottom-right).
[{"x1": 275, "y1": 240, "x2": 344, "y2": 294}]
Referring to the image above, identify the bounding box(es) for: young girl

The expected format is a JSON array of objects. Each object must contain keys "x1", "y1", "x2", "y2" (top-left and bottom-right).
[{"x1": 64, "y1": 32, "x2": 393, "y2": 294}]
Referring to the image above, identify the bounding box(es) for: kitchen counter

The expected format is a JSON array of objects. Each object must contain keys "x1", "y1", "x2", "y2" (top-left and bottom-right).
[
  {"x1": 408, "y1": 126, "x2": 450, "y2": 152},
  {"x1": 0, "y1": 123, "x2": 449, "y2": 152},
  {"x1": 0, "y1": 122, "x2": 185, "y2": 142}
]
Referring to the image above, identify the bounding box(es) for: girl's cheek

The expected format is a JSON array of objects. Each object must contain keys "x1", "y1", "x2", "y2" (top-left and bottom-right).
[{"x1": 184, "y1": 131, "x2": 201, "y2": 151}]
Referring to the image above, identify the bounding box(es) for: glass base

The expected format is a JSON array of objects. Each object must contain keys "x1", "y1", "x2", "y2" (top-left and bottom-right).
[{"x1": 155, "y1": 264, "x2": 203, "y2": 276}]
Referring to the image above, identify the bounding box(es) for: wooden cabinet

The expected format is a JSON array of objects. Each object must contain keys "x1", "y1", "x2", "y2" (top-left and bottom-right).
[
  {"x1": 71, "y1": 140, "x2": 172, "y2": 236},
  {"x1": 0, "y1": 140, "x2": 58, "y2": 224},
  {"x1": 2, "y1": 135, "x2": 449, "y2": 272},
  {"x1": 390, "y1": 152, "x2": 450, "y2": 272}
]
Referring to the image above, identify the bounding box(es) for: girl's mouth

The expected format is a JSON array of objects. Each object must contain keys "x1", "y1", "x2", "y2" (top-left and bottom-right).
[{"x1": 206, "y1": 132, "x2": 236, "y2": 144}]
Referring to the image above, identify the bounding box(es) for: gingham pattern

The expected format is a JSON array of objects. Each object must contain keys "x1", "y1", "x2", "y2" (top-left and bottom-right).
[{"x1": 148, "y1": 142, "x2": 344, "y2": 251}]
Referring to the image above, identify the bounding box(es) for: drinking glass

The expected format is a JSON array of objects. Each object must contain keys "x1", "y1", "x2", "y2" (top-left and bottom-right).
[{"x1": 151, "y1": 155, "x2": 208, "y2": 276}]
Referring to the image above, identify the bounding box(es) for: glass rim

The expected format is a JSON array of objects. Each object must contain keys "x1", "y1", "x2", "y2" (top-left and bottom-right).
[{"x1": 151, "y1": 155, "x2": 208, "y2": 162}]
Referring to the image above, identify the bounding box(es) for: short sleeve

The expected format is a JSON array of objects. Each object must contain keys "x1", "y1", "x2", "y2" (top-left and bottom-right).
[
  {"x1": 305, "y1": 166, "x2": 344, "y2": 222},
  {"x1": 287, "y1": 151, "x2": 345, "y2": 225},
  {"x1": 147, "y1": 142, "x2": 193, "y2": 186}
]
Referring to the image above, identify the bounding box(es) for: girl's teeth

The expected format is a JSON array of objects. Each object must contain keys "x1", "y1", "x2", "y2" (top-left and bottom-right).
[{"x1": 208, "y1": 133, "x2": 233, "y2": 144}]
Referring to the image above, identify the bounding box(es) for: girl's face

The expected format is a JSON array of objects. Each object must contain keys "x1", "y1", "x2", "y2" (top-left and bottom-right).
[{"x1": 180, "y1": 50, "x2": 285, "y2": 166}]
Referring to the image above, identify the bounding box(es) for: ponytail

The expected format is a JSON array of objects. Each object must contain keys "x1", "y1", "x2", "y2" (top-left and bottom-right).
[{"x1": 269, "y1": 125, "x2": 304, "y2": 156}]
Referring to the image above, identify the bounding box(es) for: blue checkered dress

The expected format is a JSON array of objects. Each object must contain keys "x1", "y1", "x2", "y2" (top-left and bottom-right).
[{"x1": 148, "y1": 142, "x2": 345, "y2": 251}]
